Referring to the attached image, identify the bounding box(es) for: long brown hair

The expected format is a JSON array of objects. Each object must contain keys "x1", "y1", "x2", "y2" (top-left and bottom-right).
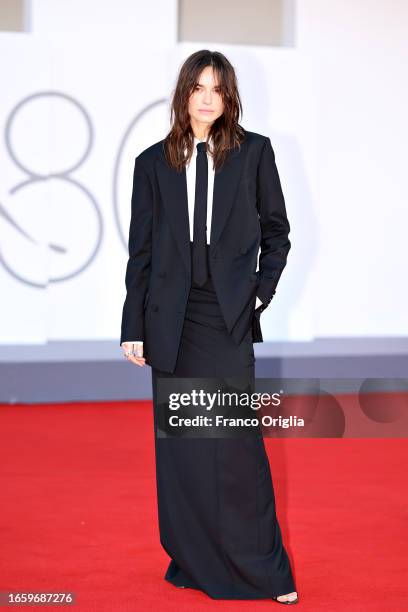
[{"x1": 164, "y1": 50, "x2": 246, "y2": 173}]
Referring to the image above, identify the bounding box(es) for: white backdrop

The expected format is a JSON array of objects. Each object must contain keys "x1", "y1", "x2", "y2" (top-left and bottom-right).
[{"x1": 1, "y1": 0, "x2": 407, "y2": 347}]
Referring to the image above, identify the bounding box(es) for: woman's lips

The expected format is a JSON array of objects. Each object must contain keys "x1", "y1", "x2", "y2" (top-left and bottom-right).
[{"x1": 199, "y1": 109, "x2": 214, "y2": 113}]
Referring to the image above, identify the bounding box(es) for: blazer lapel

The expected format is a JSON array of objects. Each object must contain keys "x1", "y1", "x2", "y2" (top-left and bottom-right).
[
  {"x1": 210, "y1": 145, "x2": 245, "y2": 251},
  {"x1": 155, "y1": 158, "x2": 191, "y2": 275},
  {"x1": 155, "y1": 139, "x2": 246, "y2": 275}
]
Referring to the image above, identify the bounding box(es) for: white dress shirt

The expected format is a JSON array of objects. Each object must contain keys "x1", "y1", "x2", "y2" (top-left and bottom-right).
[
  {"x1": 123, "y1": 136, "x2": 262, "y2": 347},
  {"x1": 187, "y1": 136, "x2": 215, "y2": 244}
]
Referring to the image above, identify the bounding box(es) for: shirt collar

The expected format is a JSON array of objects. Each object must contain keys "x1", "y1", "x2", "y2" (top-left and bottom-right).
[
  {"x1": 194, "y1": 135, "x2": 211, "y2": 144},
  {"x1": 189, "y1": 135, "x2": 213, "y2": 157}
]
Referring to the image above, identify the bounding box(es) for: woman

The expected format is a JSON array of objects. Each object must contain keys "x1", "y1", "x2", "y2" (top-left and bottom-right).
[{"x1": 120, "y1": 50, "x2": 299, "y2": 604}]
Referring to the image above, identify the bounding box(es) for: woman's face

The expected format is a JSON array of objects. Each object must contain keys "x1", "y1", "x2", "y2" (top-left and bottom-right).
[{"x1": 188, "y1": 66, "x2": 224, "y2": 130}]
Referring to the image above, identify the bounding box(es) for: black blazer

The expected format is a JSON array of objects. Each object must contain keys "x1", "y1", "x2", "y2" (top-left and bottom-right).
[{"x1": 120, "y1": 128, "x2": 291, "y2": 373}]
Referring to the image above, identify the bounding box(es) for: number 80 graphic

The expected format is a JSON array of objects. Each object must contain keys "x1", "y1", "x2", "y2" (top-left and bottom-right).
[{"x1": 0, "y1": 91, "x2": 165, "y2": 288}]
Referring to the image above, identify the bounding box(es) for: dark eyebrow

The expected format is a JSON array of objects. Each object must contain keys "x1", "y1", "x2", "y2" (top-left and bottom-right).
[{"x1": 196, "y1": 83, "x2": 221, "y2": 89}]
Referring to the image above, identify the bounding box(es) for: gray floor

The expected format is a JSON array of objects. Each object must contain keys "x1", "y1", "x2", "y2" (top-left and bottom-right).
[{"x1": 0, "y1": 338, "x2": 407, "y2": 403}]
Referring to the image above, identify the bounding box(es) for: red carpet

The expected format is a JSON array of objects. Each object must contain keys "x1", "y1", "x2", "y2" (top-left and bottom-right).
[{"x1": 0, "y1": 400, "x2": 407, "y2": 611}]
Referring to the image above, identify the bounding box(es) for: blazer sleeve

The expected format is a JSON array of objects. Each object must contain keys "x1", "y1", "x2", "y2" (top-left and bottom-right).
[
  {"x1": 255, "y1": 137, "x2": 291, "y2": 306},
  {"x1": 120, "y1": 155, "x2": 153, "y2": 345}
]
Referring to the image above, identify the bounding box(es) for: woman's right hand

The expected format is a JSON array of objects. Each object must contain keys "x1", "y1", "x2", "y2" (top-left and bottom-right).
[{"x1": 121, "y1": 341, "x2": 146, "y2": 367}]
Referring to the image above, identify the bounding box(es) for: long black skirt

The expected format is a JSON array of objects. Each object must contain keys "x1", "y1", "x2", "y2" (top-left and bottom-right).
[{"x1": 150, "y1": 251, "x2": 296, "y2": 600}]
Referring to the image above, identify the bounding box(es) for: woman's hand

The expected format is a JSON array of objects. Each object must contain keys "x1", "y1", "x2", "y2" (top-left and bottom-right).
[{"x1": 121, "y1": 341, "x2": 146, "y2": 367}]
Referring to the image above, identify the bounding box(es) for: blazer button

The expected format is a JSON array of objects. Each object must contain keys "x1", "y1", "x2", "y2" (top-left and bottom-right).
[
  {"x1": 240, "y1": 246, "x2": 247, "y2": 254},
  {"x1": 151, "y1": 304, "x2": 159, "y2": 312}
]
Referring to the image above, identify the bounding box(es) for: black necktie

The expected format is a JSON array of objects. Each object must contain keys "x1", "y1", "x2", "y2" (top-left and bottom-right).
[{"x1": 192, "y1": 142, "x2": 209, "y2": 286}]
